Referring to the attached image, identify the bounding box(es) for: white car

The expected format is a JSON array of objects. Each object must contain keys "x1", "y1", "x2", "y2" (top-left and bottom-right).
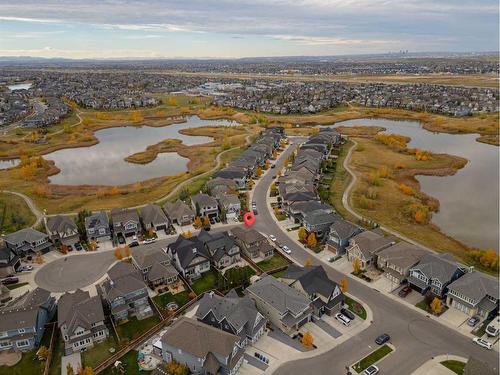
[
  {"x1": 17, "y1": 265, "x2": 33, "y2": 272},
  {"x1": 364, "y1": 365, "x2": 379, "y2": 375},
  {"x1": 335, "y1": 312, "x2": 351, "y2": 326},
  {"x1": 269, "y1": 235, "x2": 277, "y2": 242},
  {"x1": 485, "y1": 316, "x2": 499, "y2": 337},
  {"x1": 472, "y1": 337, "x2": 493, "y2": 350},
  {"x1": 282, "y1": 245, "x2": 291, "y2": 254},
  {"x1": 143, "y1": 238, "x2": 156, "y2": 245}
]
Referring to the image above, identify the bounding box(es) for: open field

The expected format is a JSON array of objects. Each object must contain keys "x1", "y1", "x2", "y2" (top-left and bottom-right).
[{"x1": 0, "y1": 192, "x2": 36, "y2": 233}]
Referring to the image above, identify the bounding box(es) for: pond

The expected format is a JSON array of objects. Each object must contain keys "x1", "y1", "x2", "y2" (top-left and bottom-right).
[
  {"x1": 0, "y1": 159, "x2": 20, "y2": 170},
  {"x1": 8, "y1": 82, "x2": 32, "y2": 91},
  {"x1": 332, "y1": 118, "x2": 499, "y2": 251},
  {"x1": 46, "y1": 116, "x2": 237, "y2": 186}
]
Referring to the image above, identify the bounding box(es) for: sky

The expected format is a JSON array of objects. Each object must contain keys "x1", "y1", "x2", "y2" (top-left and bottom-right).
[{"x1": 0, "y1": 0, "x2": 498, "y2": 59}]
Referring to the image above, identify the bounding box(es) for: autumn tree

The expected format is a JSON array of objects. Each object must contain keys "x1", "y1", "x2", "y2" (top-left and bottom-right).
[
  {"x1": 203, "y1": 215, "x2": 210, "y2": 227},
  {"x1": 193, "y1": 216, "x2": 202, "y2": 228},
  {"x1": 265, "y1": 160, "x2": 270, "y2": 169},
  {"x1": 307, "y1": 232, "x2": 317, "y2": 248},
  {"x1": 274, "y1": 207, "x2": 280, "y2": 218},
  {"x1": 302, "y1": 331, "x2": 314, "y2": 348},
  {"x1": 340, "y1": 276, "x2": 348, "y2": 293},
  {"x1": 304, "y1": 258, "x2": 313, "y2": 267},
  {"x1": 90, "y1": 240, "x2": 97, "y2": 251},
  {"x1": 184, "y1": 230, "x2": 193, "y2": 238},
  {"x1": 123, "y1": 245, "x2": 131, "y2": 258},
  {"x1": 37, "y1": 345, "x2": 49, "y2": 361},
  {"x1": 430, "y1": 297, "x2": 442, "y2": 315},
  {"x1": 255, "y1": 166, "x2": 262, "y2": 177},
  {"x1": 66, "y1": 364, "x2": 74, "y2": 375},
  {"x1": 284, "y1": 158, "x2": 289, "y2": 168},
  {"x1": 166, "y1": 97, "x2": 178, "y2": 106},
  {"x1": 270, "y1": 182, "x2": 277, "y2": 196},
  {"x1": 77, "y1": 366, "x2": 94, "y2": 375},
  {"x1": 133, "y1": 182, "x2": 142, "y2": 193},
  {"x1": 272, "y1": 149, "x2": 278, "y2": 159},
  {"x1": 353, "y1": 257, "x2": 361, "y2": 274},
  {"x1": 399, "y1": 183, "x2": 414, "y2": 196},
  {"x1": 188, "y1": 291, "x2": 197, "y2": 300},
  {"x1": 114, "y1": 247, "x2": 123, "y2": 260},
  {"x1": 110, "y1": 186, "x2": 120, "y2": 195},
  {"x1": 298, "y1": 227, "x2": 307, "y2": 242}
]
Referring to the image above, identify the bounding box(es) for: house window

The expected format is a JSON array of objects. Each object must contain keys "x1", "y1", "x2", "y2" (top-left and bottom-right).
[
  {"x1": 18, "y1": 328, "x2": 25, "y2": 334},
  {"x1": 16, "y1": 340, "x2": 30, "y2": 348},
  {"x1": 0, "y1": 341, "x2": 11, "y2": 348}
]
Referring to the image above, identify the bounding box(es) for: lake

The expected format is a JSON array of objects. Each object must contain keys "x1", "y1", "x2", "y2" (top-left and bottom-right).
[
  {"x1": 46, "y1": 116, "x2": 236, "y2": 186},
  {"x1": 8, "y1": 82, "x2": 32, "y2": 91},
  {"x1": 333, "y1": 118, "x2": 499, "y2": 251},
  {"x1": 0, "y1": 159, "x2": 20, "y2": 170}
]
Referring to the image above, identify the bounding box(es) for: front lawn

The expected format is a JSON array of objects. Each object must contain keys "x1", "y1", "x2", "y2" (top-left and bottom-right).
[
  {"x1": 115, "y1": 315, "x2": 161, "y2": 342},
  {"x1": 153, "y1": 291, "x2": 190, "y2": 310},
  {"x1": 82, "y1": 335, "x2": 120, "y2": 369},
  {"x1": 271, "y1": 270, "x2": 286, "y2": 279},
  {"x1": 353, "y1": 344, "x2": 393, "y2": 373},
  {"x1": 344, "y1": 296, "x2": 367, "y2": 320},
  {"x1": 100, "y1": 350, "x2": 151, "y2": 375},
  {"x1": 440, "y1": 360, "x2": 466, "y2": 375},
  {"x1": 6, "y1": 282, "x2": 29, "y2": 290},
  {"x1": 191, "y1": 270, "x2": 218, "y2": 295},
  {"x1": 257, "y1": 254, "x2": 290, "y2": 272}
]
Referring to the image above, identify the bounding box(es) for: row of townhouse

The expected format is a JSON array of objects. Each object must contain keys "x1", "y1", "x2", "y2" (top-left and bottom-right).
[{"x1": 155, "y1": 262, "x2": 344, "y2": 374}]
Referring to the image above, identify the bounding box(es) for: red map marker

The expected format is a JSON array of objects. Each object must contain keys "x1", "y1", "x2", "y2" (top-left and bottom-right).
[{"x1": 243, "y1": 212, "x2": 255, "y2": 227}]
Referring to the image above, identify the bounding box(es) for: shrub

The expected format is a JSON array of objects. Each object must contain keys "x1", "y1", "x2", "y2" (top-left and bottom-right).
[{"x1": 399, "y1": 183, "x2": 414, "y2": 196}]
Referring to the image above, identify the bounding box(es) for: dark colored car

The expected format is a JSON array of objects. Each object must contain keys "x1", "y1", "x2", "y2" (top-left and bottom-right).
[
  {"x1": 341, "y1": 308, "x2": 355, "y2": 321},
  {"x1": 271, "y1": 164, "x2": 276, "y2": 169},
  {"x1": 398, "y1": 285, "x2": 412, "y2": 298},
  {"x1": 74, "y1": 242, "x2": 83, "y2": 251},
  {"x1": 467, "y1": 316, "x2": 480, "y2": 327},
  {"x1": 1, "y1": 277, "x2": 19, "y2": 285},
  {"x1": 117, "y1": 236, "x2": 125, "y2": 244},
  {"x1": 375, "y1": 333, "x2": 390, "y2": 345},
  {"x1": 129, "y1": 241, "x2": 139, "y2": 247}
]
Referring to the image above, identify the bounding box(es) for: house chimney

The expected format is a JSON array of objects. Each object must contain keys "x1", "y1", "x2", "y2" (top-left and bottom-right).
[{"x1": 469, "y1": 266, "x2": 474, "y2": 273}]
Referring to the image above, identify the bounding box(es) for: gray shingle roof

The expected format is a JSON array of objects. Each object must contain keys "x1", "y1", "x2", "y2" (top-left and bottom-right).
[
  {"x1": 448, "y1": 271, "x2": 499, "y2": 303},
  {"x1": 164, "y1": 200, "x2": 194, "y2": 221},
  {"x1": 246, "y1": 274, "x2": 310, "y2": 316},
  {"x1": 377, "y1": 241, "x2": 427, "y2": 269},
  {"x1": 131, "y1": 244, "x2": 171, "y2": 270},
  {"x1": 412, "y1": 253, "x2": 464, "y2": 284},
  {"x1": 85, "y1": 211, "x2": 109, "y2": 230},
  {"x1": 4, "y1": 228, "x2": 47, "y2": 245},
  {"x1": 140, "y1": 204, "x2": 168, "y2": 226},
  {"x1": 191, "y1": 193, "x2": 218, "y2": 209},
  {"x1": 329, "y1": 219, "x2": 363, "y2": 241},
  {"x1": 349, "y1": 230, "x2": 394, "y2": 259},
  {"x1": 57, "y1": 289, "x2": 104, "y2": 335},
  {"x1": 46, "y1": 215, "x2": 77, "y2": 236},
  {"x1": 169, "y1": 235, "x2": 210, "y2": 269},
  {"x1": 283, "y1": 264, "x2": 340, "y2": 300}
]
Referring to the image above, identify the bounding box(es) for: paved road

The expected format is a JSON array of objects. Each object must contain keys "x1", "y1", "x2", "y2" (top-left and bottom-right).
[{"x1": 251, "y1": 139, "x2": 499, "y2": 375}]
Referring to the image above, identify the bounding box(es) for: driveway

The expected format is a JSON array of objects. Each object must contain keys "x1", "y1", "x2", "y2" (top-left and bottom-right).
[{"x1": 34, "y1": 251, "x2": 116, "y2": 292}]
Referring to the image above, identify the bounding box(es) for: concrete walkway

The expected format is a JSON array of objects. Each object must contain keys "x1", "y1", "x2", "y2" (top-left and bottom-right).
[{"x1": 411, "y1": 355, "x2": 467, "y2": 375}]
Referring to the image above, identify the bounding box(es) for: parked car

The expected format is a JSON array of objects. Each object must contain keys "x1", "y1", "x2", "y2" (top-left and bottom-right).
[
  {"x1": 485, "y1": 316, "x2": 499, "y2": 337},
  {"x1": 143, "y1": 238, "x2": 156, "y2": 245},
  {"x1": 17, "y1": 265, "x2": 33, "y2": 272},
  {"x1": 364, "y1": 365, "x2": 379, "y2": 375},
  {"x1": 269, "y1": 235, "x2": 277, "y2": 242},
  {"x1": 340, "y1": 308, "x2": 355, "y2": 321},
  {"x1": 467, "y1": 316, "x2": 480, "y2": 327},
  {"x1": 253, "y1": 208, "x2": 258, "y2": 215},
  {"x1": 282, "y1": 245, "x2": 291, "y2": 254},
  {"x1": 398, "y1": 285, "x2": 412, "y2": 298},
  {"x1": 472, "y1": 337, "x2": 493, "y2": 350},
  {"x1": 74, "y1": 243, "x2": 83, "y2": 251},
  {"x1": 271, "y1": 164, "x2": 275, "y2": 169},
  {"x1": 117, "y1": 236, "x2": 125, "y2": 244},
  {"x1": 1, "y1": 277, "x2": 19, "y2": 285},
  {"x1": 335, "y1": 312, "x2": 351, "y2": 326},
  {"x1": 129, "y1": 241, "x2": 139, "y2": 247},
  {"x1": 375, "y1": 333, "x2": 391, "y2": 345}
]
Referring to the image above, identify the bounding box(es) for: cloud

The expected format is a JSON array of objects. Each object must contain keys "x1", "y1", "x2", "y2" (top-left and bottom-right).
[
  {"x1": 123, "y1": 34, "x2": 162, "y2": 40},
  {"x1": 270, "y1": 35, "x2": 391, "y2": 46},
  {"x1": 0, "y1": 16, "x2": 62, "y2": 24},
  {"x1": 11, "y1": 31, "x2": 65, "y2": 38}
]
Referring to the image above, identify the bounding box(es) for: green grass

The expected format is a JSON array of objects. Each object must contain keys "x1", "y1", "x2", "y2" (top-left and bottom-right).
[
  {"x1": 345, "y1": 296, "x2": 367, "y2": 320},
  {"x1": 415, "y1": 299, "x2": 429, "y2": 312},
  {"x1": 82, "y1": 335, "x2": 120, "y2": 369},
  {"x1": 440, "y1": 360, "x2": 466, "y2": 375},
  {"x1": 115, "y1": 315, "x2": 161, "y2": 342},
  {"x1": 48, "y1": 334, "x2": 63, "y2": 375},
  {"x1": 100, "y1": 350, "x2": 151, "y2": 375},
  {"x1": 0, "y1": 349, "x2": 46, "y2": 375},
  {"x1": 353, "y1": 344, "x2": 393, "y2": 373},
  {"x1": 0, "y1": 192, "x2": 36, "y2": 234},
  {"x1": 191, "y1": 270, "x2": 218, "y2": 295},
  {"x1": 271, "y1": 270, "x2": 285, "y2": 278},
  {"x1": 257, "y1": 254, "x2": 290, "y2": 272},
  {"x1": 6, "y1": 282, "x2": 29, "y2": 290},
  {"x1": 153, "y1": 291, "x2": 190, "y2": 310}
]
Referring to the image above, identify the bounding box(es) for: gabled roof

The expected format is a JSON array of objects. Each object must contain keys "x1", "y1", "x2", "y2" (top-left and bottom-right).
[
  {"x1": 131, "y1": 244, "x2": 171, "y2": 270},
  {"x1": 191, "y1": 193, "x2": 218, "y2": 209},
  {"x1": 349, "y1": 230, "x2": 394, "y2": 259},
  {"x1": 231, "y1": 227, "x2": 266, "y2": 245},
  {"x1": 329, "y1": 219, "x2": 363, "y2": 241},
  {"x1": 411, "y1": 253, "x2": 464, "y2": 283},
  {"x1": 164, "y1": 200, "x2": 194, "y2": 220},
  {"x1": 46, "y1": 215, "x2": 77, "y2": 235},
  {"x1": 111, "y1": 208, "x2": 139, "y2": 224},
  {"x1": 169, "y1": 235, "x2": 210, "y2": 269},
  {"x1": 246, "y1": 274, "x2": 310, "y2": 315},
  {"x1": 102, "y1": 262, "x2": 147, "y2": 300},
  {"x1": 448, "y1": 271, "x2": 499, "y2": 303},
  {"x1": 84, "y1": 211, "x2": 109, "y2": 230},
  {"x1": 140, "y1": 204, "x2": 168, "y2": 225},
  {"x1": 377, "y1": 241, "x2": 427, "y2": 270},
  {"x1": 290, "y1": 201, "x2": 332, "y2": 216},
  {"x1": 161, "y1": 317, "x2": 238, "y2": 360},
  {"x1": 214, "y1": 167, "x2": 247, "y2": 179},
  {"x1": 58, "y1": 289, "x2": 104, "y2": 335},
  {"x1": 283, "y1": 264, "x2": 339, "y2": 299},
  {"x1": 303, "y1": 210, "x2": 338, "y2": 226},
  {"x1": 4, "y1": 228, "x2": 47, "y2": 245}
]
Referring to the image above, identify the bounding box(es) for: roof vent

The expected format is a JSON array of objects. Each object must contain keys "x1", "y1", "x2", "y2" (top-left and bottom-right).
[{"x1": 192, "y1": 248, "x2": 197, "y2": 254}]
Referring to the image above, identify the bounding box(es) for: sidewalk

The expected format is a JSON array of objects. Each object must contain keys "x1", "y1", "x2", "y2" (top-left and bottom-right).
[{"x1": 411, "y1": 355, "x2": 467, "y2": 375}]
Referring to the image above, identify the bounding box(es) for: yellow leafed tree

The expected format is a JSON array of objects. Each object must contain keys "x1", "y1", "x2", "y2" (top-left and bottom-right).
[{"x1": 302, "y1": 331, "x2": 314, "y2": 348}]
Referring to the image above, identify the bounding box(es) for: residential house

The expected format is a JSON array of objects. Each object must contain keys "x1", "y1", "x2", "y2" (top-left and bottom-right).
[
  {"x1": 214, "y1": 168, "x2": 247, "y2": 190},
  {"x1": 167, "y1": 235, "x2": 211, "y2": 280},
  {"x1": 130, "y1": 243, "x2": 178, "y2": 287},
  {"x1": 376, "y1": 242, "x2": 428, "y2": 284},
  {"x1": 46, "y1": 215, "x2": 80, "y2": 250},
  {"x1": 0, "y1": 241, "x2": 21, "y2": 277},
  {"x1": 282, "y1": 264, "x2": 344, "y2": 317},
  {"x1": 164, "y1": 200, "x2": 194, "y2": 226},
  {"x1": 58, "y1": 289, "x2": 109, "y2": 355},
  {"x1": 160, "y1": 317, "x2": 244, "y2": 375},
  {"x1": 140, "y1": 204, "x2": 170, "y2": 233},
  {"x1": 325, "y1": 219, "x2": 363, "y2": 256},
  {"x1": 3, "y1": 228, "x2": 51, "y2": 257},
  {"x1": 195, "y1": 290, "x2": 267, "y2": 347},
  {"x1": 198, "y1": 229, "x2": 241, "y2": 270},
  {"x1": 206, "y1": 177, "x2": 237, "y2": 196},
  {"x1": 111, "y1": 208, "x2": 141, "y2": 239},
  {"x1": 98, "y1": 262, "x2": 153, "y2": 322},
  {"x1": 346, "y1": 230, "x2": 395, "y2": 270},
  {"x1": 408, "y1": 253, "x2": 466, "y2": 298},
  {"x1": 85, "y1": 211, "x2": 111, "y2": 242},
  {"x1": 230, "y1": 227, "x2": 273, "y2": 260},
  {"x1": 0, "y1": 288, "x2": 56, "y2": 352},
  {"x1": 288, "y1": 201, "x2": 332, "y2": 224},
  {"x1": 302, "y1": 210, "x2": 338, "y2": 239},
  {"x1": 192, "y1": 193, "x2": 219, "y2": 220},
  {"x1": 246, "y1": 274, "x2": 312, "y2": 336},
  {"x1": 447, "y1": 271, "x2": 499, "y2": 317},
  {"x1": 215, "y1": 193, "x2": 241, "y2": 221}
]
